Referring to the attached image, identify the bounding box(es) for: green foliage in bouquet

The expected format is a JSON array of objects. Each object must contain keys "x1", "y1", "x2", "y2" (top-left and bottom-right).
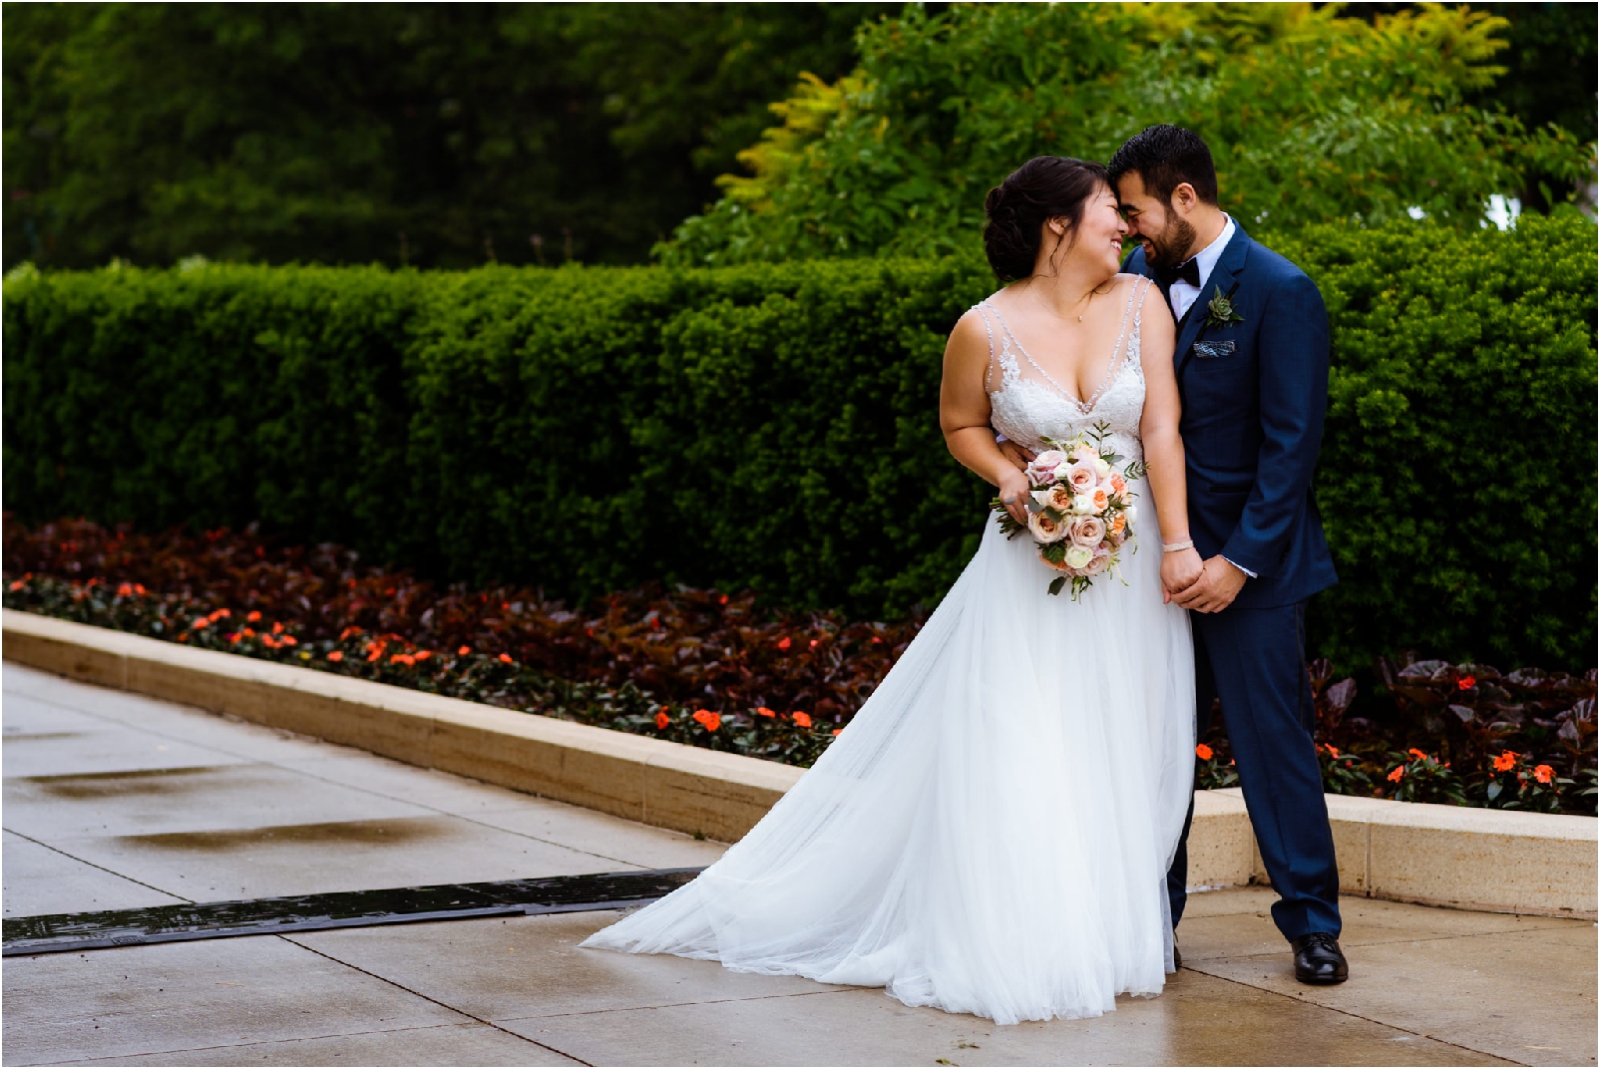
[
  {"x1": 3, "y1": 214, "x2": 1594, "y2": 674},
  {"x1": 664, "y1": 3, "x2": 1595, "y2": 266}
]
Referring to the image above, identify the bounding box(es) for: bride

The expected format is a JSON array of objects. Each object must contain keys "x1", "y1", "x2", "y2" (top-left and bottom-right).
[{"x1": 582, "y1": 156, "x2": 1202, "y2": 1025}]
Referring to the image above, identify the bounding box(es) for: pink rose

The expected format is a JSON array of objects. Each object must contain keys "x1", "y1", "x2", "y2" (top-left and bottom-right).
[
  {"x1": 1026, "y1": 449, "x2": 1068, "y2": 487},
  {"x1": 1072, "y1": 443, "x2": 1099, "y2": 463},
  {"x1": 1066, "y1": 461, "x2": 1098, "y2": 493},
  {"x1": 1069, "y1": 515, "x2": 1106, "y2": 548},
  {"x1": 1083, "y1": 545, "x2": 1113, "y2": 575}
]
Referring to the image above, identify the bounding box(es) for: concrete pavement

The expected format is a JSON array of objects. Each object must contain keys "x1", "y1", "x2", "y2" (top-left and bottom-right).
[{"x1": 4, "y1": 664, "x2": 1595, "y2": 1066}]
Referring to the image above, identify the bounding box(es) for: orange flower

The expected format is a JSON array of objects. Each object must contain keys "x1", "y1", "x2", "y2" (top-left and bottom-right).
[
  {"x1": 8, "y1": 579, "x2": 25, "y2": 592},
  {"x1": 192, "y1": 617, "x2": 211, "y2": 629},
  {"x1": 792, "y1": 711, "x2": 813, "y2": 728},
  {"x1": 327, "y1": 651, "x2": 344, "y2": 663},
  {"x1": 1534, "y1": 764, "x2": 1554, "y2": 784},
  {"x1": 1387, "y1": 766, "x2": 1405, "y2": 783},
  {"x1": 1324, "y1": 744, "x2": 1341, "y2": 758},
  {"x1": 281, "y1": 635, "x2": 297, "y2": 647},
  {"x1": 757, "y1": 706, "x2": 776, "y2": 718},
  {"x1": 116, "y1": 582, "x2": 133, "y2": 597},
  {"x1": 1456, "y1": 675, "x2": 1477, "y2": 690},
  {"x1": 228, "y1": 633, "x2": 242, "y2": 644},
  {"x1": 1492, "y1": 750, "x2": 1518, "y2": 772},
  {"x1": 242, "y1": 628, "x2": 256, "y2": 638},
  {"x1": 718, "y1": 594, "x2": 729, "y2": 605},
  {"x1": 655, "y1": 711, "x2": 671, "y2": 730},
  {"x1": 247, "y1": 610, "x2": 262, "y2": 623},
  {"x1": 390, "y1": 653, "x2": 415, "y2": 666},
  {"x1": 809, "y1": 639, "x2": 819, "y2": 648},
  {"x1": 1195, "y1": 743, "x2": 1214, "y2": 761},
  {"x1": 272, "y1": 622, "x2": 285, "y2": 635},
  {"x1": 498, "y1": 653, "x2": 513, "y2": 665},
  {"x1": 134, "y1": 583, "x2": 146, "y2": 595},
  {"x1": 261, "y1": 635, "x2": 280, "y2": 649},
  {"x1": 366, "y1": 646, "x2": 384, "y2": 662},
  {"x1": 692, "y1": 709, "x2": 721, "y2": 732},
  {"x1": 458, "y1": 645, "x2": 472, "y2": 656},
  {"x1": 209, "y1": 608, "x2": 231, "y2": 622},
  {"x1": 340, "y1": 626, "x2": 363, "y2": 640},
  {"x1": 832, "y1": 728, "x2": 843, "y2": 736},
  {"x1": 1407, "y1": 748, "x2": 1428, "y2": 761},
  {"x1": 776, "y1": 636, "x2": 792, "y2": 650},
  {"x1": 413, "y1": 650, "x2": 432, "y2": 661}
]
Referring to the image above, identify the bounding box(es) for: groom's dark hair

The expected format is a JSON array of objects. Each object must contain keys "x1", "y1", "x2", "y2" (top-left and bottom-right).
[{"x1": 1107, "y1": 125, "x2": 1219, "y2": 206}]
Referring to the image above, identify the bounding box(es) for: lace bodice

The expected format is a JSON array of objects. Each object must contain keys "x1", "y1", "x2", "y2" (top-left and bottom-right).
[{"x1": 978, "y1": 276, "x2": 1152, "y2": 461}]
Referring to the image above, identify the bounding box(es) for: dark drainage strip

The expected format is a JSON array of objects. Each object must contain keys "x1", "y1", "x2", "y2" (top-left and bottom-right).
[{"x1": 3, "y1": 867, "x2": 703, "y2": 956}]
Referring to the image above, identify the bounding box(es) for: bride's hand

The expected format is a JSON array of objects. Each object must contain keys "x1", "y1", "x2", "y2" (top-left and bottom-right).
[
  {"x1": 997, "y1": 468, "x2": 1032, "y2": 526},
  {"x1": 1161, "y1": 547, "x2": 1204, "y2": 604}
]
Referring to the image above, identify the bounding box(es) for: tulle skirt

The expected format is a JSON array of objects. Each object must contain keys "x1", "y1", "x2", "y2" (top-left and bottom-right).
[{"x1": 581, "y1": 501, "x2": 1196, "y2": 1025}]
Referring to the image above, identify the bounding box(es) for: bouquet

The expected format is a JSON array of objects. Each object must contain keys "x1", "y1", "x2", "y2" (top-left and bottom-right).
[{"x1": 991, "y1": 421, "x2": 1147, "y2": 597}]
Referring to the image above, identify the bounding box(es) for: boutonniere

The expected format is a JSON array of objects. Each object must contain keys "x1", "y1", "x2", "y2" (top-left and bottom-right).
[{"x1": 1204, "y1": 285, "x2": 1244, "y2": 329}]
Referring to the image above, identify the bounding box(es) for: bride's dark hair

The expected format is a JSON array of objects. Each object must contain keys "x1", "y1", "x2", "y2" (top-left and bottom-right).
[{"x1": 982, "y1": 156, "x2": 1111, "y2": 283}]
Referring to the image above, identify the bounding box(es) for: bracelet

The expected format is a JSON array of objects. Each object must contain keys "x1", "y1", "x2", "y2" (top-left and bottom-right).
[{"x1": 1162, "y1": 540, "x2": 1194, "y2": 553}]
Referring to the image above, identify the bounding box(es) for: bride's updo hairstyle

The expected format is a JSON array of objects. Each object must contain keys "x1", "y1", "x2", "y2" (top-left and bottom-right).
[{"x1": 983, "y1": 156, "x2": 1112, "y2": 283}]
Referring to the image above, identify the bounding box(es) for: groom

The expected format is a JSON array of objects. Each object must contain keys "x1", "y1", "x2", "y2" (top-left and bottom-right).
[{"x1": 1111, "y1": 125, "x2": 1346, "y2": 984}]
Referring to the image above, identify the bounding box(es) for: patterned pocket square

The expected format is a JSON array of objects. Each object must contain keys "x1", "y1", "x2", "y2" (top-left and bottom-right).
[{"x1": 1193, "y1": 340, "x2": 1236, "y2": 359}]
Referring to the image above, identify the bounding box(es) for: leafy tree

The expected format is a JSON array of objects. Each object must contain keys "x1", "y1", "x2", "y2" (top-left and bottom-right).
[
  {"x1": 663, "y1": 2, "x2": 1597, "y2": 266},
  {"x1": 2, "y1": 3, "x2": 890, "y2": 269}
]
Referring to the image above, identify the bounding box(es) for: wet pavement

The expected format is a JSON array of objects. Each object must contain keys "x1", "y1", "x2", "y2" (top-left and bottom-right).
[{"x1": 4, "y1": 663, "x2": 1596, "y2": 1066}]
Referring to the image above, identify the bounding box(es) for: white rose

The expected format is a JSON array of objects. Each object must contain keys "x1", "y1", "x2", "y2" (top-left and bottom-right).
[
  {"x1": 1030, "y1": 489, "x2": 1054, "y2": 510},
  {"x1": 1028, "y1": 509, "x2": 1069, "y2": 544},
  {"x1": 1093, "y1": 457, "x2": 1111, "y2": 478},
  {"x1": 1064, "y1": 544, "x2": 1094, "y2": 570},
  {"x1": 1071, "y1": 494, "x2": 1096, "y2": 515},
  {"x1": 1123, "y1": 505, "x2": 1138, "y2": 526}
]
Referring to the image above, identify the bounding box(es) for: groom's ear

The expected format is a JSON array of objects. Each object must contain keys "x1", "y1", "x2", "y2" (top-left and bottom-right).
[{"x1": 1169, "y1": 182, "x2": 1200, "y2": 216}]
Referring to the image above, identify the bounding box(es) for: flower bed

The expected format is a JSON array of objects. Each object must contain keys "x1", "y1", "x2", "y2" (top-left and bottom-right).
[{"x1": 3, "y1": 516, "x2": 1594, "y2": 813}]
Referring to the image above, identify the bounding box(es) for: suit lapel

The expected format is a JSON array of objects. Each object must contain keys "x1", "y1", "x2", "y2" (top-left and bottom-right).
[{"x1": 1175, "y1": 223, "x2": 1252, "y2": 376}]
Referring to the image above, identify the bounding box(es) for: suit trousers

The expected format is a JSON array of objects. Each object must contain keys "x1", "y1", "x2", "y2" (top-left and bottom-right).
[{"x1": 1167, "y1": 600, "x2": 1342, "y2": 940}]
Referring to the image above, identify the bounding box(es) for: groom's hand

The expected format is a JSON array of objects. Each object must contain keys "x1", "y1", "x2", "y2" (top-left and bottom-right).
[
  {"x1": 1172, "y1": 556, "x2": 1248, "y2": 613},
  {"x1": 996, "y1": 439, "x2": 1035, "y2": 472}
]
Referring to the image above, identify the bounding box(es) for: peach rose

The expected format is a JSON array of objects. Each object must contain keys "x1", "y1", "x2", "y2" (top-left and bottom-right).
[
  {"x1": 1071, "y1": 442, "x2": 1099, "y2": 463},
  {"x1": 1109, "y1": 473, "x2": 1127, "y2": 496},
  {"x1": 1045, "y1": 484, "x2": 1075, "y2": 513},
  {"x1": 1069, "y1": 515, "x2": 1106, "y2": 548},
  {"x1": 1091, "y1": 488, "x2": 1109, "y2": 512},
  {"x1": 1110, "y1": 511, "x2": 1127, "y2": 535},
  {"x1": 1028, "y1": 509, "x2": 1068, "y2": 544}
]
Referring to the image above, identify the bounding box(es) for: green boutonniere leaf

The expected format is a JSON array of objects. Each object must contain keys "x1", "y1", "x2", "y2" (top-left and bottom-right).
[{"x1": 1205, "y1": 286, "x2": 1244, "y2": 329}]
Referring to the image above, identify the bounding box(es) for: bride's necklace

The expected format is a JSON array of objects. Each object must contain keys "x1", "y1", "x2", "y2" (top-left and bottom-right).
[{"x1": 1027, "y1": 286, "x2": 1095, "y2": 323}]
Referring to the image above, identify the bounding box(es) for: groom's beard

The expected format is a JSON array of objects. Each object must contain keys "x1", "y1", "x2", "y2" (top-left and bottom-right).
[{"x1": 1143, "y1": 216, "x2": 1198, "y2": 271}]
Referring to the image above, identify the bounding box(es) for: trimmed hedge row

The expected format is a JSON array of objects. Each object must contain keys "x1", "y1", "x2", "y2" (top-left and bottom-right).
[{"x1": 4, "y1": 215, "x2": 1595, "y2": 671}]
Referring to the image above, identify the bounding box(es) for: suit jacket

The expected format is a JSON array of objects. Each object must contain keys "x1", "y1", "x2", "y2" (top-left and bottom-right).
[{"x1": 1125, "y1": 224, "x2": 1337, "y2": 609}]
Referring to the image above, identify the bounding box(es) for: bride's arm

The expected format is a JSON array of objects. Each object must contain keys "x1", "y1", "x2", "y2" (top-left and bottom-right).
[
  {"x1": 940, "y1": 310, "x2": 1032, "y2": 525},
  {"x1": 1137, "y1": 285, "x2": 1204, "y2": 602}
]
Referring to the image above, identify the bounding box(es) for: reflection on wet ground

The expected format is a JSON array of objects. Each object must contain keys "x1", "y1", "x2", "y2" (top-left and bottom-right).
[
  {"x1": 16, "y1": 765, "x2": 232, "y2": 799},
  {"x1": 4, "y1": 868, "x2": 702, "y2": 955},
  {"x1": 113, "y1": 815, "x2": 460, "y2": 851}
]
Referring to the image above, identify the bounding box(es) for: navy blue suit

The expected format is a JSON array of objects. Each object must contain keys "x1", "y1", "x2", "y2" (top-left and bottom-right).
[{"x1": 1125, "y1": 223, "x2": 1342, "y2": 941}]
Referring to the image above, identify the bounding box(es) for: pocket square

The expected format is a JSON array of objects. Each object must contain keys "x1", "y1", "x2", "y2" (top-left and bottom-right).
[{"x1": 1192, "y1": 340, "x2": 1236, "y2": 359}]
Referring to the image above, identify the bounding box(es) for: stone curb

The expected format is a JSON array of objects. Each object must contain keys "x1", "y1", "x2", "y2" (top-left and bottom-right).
[{"x1": 4, "y1": 610, "x2": 1594, "y2": 917}]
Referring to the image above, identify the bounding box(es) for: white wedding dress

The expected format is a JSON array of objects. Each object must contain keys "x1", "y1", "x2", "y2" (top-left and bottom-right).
[{"x1": 582, "y1": 276, "x2": 1195, "y2": 1025}]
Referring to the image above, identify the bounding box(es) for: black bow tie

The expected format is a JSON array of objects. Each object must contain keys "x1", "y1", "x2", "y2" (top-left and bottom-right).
[{"x1": 1155, "y1": 258, "x2": 1201, "y2": 289}]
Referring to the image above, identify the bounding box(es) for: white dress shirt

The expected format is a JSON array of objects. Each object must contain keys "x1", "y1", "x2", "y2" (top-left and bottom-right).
[{"x1": 1168, "y1": 214, "x2": 1235, "y2": 323}]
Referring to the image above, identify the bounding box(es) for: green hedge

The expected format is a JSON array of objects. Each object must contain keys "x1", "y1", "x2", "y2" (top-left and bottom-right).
[{"x1": 5, "y1": 215, "x2": 1595, "y2": 671}]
